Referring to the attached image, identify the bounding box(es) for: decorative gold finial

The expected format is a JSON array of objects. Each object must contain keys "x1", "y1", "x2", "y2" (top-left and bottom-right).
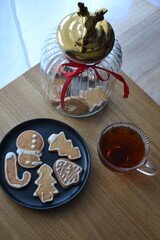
[
  {"x1": 83, "y1": 8, "x2": 108, "y2": 46},
  {"x1": 57, "y1": 2, "x2": 115, "y2": 63},
  {"x1": 77, "y1": 2, "x2": 89, "y2": 17}
]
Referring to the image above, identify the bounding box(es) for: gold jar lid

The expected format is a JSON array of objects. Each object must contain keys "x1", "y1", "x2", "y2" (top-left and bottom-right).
[{"x1": 57, "y1": 2, "x2": 115, "y2": 63}]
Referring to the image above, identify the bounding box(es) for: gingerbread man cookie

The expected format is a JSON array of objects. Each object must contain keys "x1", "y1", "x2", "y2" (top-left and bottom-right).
[{"x1": 16, "y1": 130, "x2": 44, "y2": 168}]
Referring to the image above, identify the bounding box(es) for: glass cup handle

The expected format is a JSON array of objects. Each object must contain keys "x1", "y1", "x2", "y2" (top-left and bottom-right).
[{"x1": 137, "y1": 160, "x2": 159, "y2": 176}]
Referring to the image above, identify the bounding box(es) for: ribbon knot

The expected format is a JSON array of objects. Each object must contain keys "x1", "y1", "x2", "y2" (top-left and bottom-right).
[{"x1": 58, "y1": 59, "x2": 129, "y2": 109}]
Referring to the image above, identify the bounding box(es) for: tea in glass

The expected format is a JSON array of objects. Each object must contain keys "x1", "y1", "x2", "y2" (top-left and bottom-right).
[{"x1": 97, "y1": 122, "x2": 149, "y2": 172}]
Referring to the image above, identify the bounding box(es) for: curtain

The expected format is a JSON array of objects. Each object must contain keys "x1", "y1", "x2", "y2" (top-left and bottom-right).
[
  {"x1": 0, "y1": 0, "x2": 133, "y2": 88},
  {"x1": 146, "y1": 0, "x2": 160, "y2": 6}
]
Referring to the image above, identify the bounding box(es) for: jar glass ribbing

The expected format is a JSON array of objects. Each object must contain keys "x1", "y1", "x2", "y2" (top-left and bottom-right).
[{"x1": 40, "y1": 30, "x2": 122, "y2": 117}]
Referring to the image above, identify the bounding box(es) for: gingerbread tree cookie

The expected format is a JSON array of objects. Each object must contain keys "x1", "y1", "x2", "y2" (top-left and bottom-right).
[
  {"x1": 80, "y1": 86, "x2": 109, "y2": 111},
  {"x1": 48, "y1": 131, "x2": 81, "y2": 160},
  {"x1": 33, "y1": 164, "x2": 59, "y2": 203}
]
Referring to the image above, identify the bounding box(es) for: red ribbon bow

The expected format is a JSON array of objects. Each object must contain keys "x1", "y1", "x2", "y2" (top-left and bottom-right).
[{"x1": 58, "y1": 59, "x2": 129, "y2": 109}]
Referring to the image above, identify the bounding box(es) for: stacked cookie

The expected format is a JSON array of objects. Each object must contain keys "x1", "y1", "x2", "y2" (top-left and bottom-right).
[{"x1": 51, "y1": 72, "x2": 109, "y2": 115}]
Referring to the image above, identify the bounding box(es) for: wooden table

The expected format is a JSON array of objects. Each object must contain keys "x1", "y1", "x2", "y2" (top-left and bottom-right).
[{"x1": 0, "y1": 64, "x2": 160, "y2": 240}]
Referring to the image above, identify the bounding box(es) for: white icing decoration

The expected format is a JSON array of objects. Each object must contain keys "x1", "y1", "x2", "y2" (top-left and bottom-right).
[
  {"x1": 48, "y1": 134, "x2": 57, "y2": 145},
  {"x1": 25, "y1": 161, "x2": 31, "y2": 165},
  {"x1": 32, "y1": 139, "x2": 36, "y2": 143},
  {"x1": 31, "y1": 144, "x2": 36, "y2": 149},
  {"x1": 31, "y1": 161, "x2": 42, "y2": 166},
  {"x1": 5, "y1": 152, "x2": 15, "y2": 159},
  {"x1": 16, "y1": 148, "x2": 42, "y2": 157},
  {"x1": 32, "y1": 134, "x2": 37, "y2": 138}
]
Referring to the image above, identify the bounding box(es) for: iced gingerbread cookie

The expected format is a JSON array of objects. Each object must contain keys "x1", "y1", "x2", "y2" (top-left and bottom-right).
[
  {"x1": 48, "y1": 131, "x2": 81, "y2": 160},
  {"x1": 59, "y1": 97, "x2": 90, "y2": 115},
  {"x1": 33, "y1": 164, "x2": 59, "y2": 203},
  {"x1": 4, "y1": 152, "x2": 31, "y2": 189},
  {"x1": 80, "y1": 86, "x2": 109, "y2": 112},
  {"x1": 53, "y1": 158, "x2": 83, "y2": 189},
  {"x1": 16, "y1": 130, "x2": 44, "y2": 168}
]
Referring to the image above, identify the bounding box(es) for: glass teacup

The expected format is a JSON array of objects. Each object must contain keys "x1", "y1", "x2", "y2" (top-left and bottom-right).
[{"x1": 97, "y1": 122, "x2": 158, "y2": 176}]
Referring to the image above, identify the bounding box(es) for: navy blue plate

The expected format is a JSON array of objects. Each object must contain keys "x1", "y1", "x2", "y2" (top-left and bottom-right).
[{"x1": 0, "y1": 118, "x2": 90, "y2": 209}]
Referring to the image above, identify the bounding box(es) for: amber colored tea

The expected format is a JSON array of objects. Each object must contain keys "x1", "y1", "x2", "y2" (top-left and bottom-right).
[{"x1": 99, "y1": 126, "x2": 145, "y2": 169}]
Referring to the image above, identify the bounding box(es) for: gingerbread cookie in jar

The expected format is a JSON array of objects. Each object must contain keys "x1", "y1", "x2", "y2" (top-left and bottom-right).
[{"x1": 40, "y1": 2, "x2": 129, "y2": 117}]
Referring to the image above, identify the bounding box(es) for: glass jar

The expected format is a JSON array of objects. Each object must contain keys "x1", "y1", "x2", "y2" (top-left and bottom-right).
[
  {"x1": 40, "y1": 3, "x2": 126, "y2": 117},
  {"x1": 40, "y1": 32, "x2": 122, "y2": 117}
]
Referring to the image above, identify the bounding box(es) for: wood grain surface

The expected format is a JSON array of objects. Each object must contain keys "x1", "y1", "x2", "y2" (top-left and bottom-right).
[
  {"x1": 0, "y1": 64, "x2": 160, "y2": 240},
  {"x1": 0, "y1": 1, "x2": 160, "y2": 238}
]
